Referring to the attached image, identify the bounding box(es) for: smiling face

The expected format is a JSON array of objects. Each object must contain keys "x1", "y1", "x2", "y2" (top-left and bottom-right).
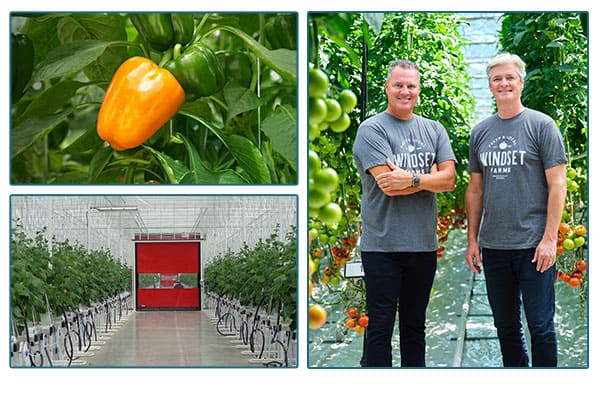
[
  {"x1": 385, "y1": 66, "x2": 420, "y2": 120},
  {"x1": 488, "y1": 62, "x2": 524, "y2": 106}
]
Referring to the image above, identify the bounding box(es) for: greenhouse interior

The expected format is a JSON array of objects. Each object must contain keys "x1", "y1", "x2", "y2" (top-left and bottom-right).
[
  {"x1": 308, "y1": 12, "x2": 588, "y2": 368},
  {"x1": 10, "y1": 195, "x2": 297, "y2": 367}
]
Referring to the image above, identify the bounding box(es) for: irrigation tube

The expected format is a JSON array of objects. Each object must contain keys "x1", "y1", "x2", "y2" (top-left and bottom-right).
[
  {"x1": 204, "y1": 292, "x2": 296, "y2": 367},
  {"x1": 11, "y1": 292, "x2": 132, "y2": 367}
]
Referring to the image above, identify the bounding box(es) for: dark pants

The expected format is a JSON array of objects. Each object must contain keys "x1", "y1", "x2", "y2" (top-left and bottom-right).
[
  {"x1": 482, "y1": 248, "x2": 558, "y2": 367},
  {"x1": 361, "y1": 251, "x2": 437, "y2": 367}
]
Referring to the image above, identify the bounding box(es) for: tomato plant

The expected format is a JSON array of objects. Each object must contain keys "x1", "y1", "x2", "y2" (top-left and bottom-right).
[
  {"x1": 10, "y1": 12, "x2": 297, "y2": 184},
  {"x1": 500, "y1": 13, "x2": 588, "y2": 310},
  {"x1": 308, "y1": 12, "x2": 474, "y2": 335}
]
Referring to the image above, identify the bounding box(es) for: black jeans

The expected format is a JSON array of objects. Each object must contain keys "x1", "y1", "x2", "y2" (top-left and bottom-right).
[
  {"x1": 482, "y1": 248, "x2": 558, "y2": 367},
  {"x1": 361, "y1": 251, "x2": 437, "y2": 367}
]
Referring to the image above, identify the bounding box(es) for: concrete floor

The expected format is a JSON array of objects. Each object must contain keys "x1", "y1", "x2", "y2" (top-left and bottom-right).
[{"x1": 85, "y1": 310, "x2": 252, "y2": 367}]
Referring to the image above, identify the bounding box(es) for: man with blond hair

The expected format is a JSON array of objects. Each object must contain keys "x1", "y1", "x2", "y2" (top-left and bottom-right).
[{"x1": 465, "y1": 53, "x2": 567, "y2": 367}]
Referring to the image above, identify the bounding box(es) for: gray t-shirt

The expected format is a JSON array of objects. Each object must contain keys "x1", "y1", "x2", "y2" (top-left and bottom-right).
[
  {"x1": 353, "y1": 112, "x2": 457, "y2": 252},
  {"x1": 469, "y1": 108, "x2": 567, "y2": 249}
]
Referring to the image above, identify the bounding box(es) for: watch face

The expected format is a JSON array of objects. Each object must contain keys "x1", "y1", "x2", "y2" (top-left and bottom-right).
[{"x1": 412, "y1": 174, "x2": 420, "y2": 187}]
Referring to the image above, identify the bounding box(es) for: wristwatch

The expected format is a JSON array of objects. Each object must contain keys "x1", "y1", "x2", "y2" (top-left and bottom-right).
[{"x1": 411, "y1": 173, "x2": 420, "y2": 188}]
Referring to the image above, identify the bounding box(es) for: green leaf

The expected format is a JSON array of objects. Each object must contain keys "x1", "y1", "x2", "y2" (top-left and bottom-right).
[
  {"x1": 222, "y1": 135, "x2": 271, "y2": 183},
  {"x1": 261, "y1": 104, "x2": 297, "y2": 167},
  {"x1": 224, "y1": 82, "x2": 263, "y2": 121},
  {"x1": 56, "y1": 14, "x2": 128, "y2": 81},
  {"x1": 363, "y1": 12, "x2": 385, "y2": 36},
  {"x1": 88, "y1": 144, "x2": 113, "y2": 182},
  {"x1": 12, "y1": 80, "x2": 87, "y2": 126},
  {"x1": 57, "y1": 14, "x2": 127, "y2": 43},
  {"x1": 176, "y1": 133, "x2": 219, "y2": 183},
  {"x1": 33, "y1": 40, "x2": 114, "y2": 81},
  {"x1": 144, "y1": 146, "x2": 190, "y2": 183},
  {"x1": 11, "y1": 111, "x2": 71, "y2": 158},
  {"x1": 176, "y1": 133, "x2": 248, "y2": 184},
  {"x1": 62, "y1": 125, "x2": 104, "y2": 154},
  {"x1": 203, "y1": 25, "x2": 296, "y2": 83},
  {"x1": 180, "y1": 98, "x2": 224, "y2": 128}
]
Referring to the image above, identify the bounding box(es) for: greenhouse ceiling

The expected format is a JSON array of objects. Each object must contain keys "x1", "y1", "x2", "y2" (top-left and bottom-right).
[{"x1": 11, "y1": 195, "x2": 297, "y2": 265}]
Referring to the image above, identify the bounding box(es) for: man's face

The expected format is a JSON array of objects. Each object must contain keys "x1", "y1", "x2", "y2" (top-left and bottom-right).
[
  {"x1": 488, "y1": 63, "x2": 524, "y2": 104},
  {"x1": 385, "y1": 66, "x2": 420, "y2": 119}
]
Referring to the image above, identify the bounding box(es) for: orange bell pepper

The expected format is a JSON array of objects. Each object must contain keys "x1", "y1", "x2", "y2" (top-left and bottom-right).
[{"x1": 97, "y1": 56, "x2": 185, "y2": 151}]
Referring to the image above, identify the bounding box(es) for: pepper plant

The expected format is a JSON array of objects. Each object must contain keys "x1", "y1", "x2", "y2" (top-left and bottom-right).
[
  {"x1": 10, "y1": 12, "x2": 297, "y2": 184},
  {"x1": 203, "y1": 226, "x2": 297, "y2": 330},
  {"x1": 11, "y1": 224, "x2": 132, "y2": 327}
]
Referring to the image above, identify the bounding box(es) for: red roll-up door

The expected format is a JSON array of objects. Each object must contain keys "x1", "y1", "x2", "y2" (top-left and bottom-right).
[{"x1": 136, "y1": 242, "x2": 200, "y2": 310}]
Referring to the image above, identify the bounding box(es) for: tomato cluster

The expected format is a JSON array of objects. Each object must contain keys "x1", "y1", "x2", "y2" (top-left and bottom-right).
[
  {"x1": 309, "y1": 150, "x2": 343, "y2": 227},
  {"x1": 555, "y1": 166, "x2": 588, "y2": 293},
  {"x1": 308, "y1": 65, "x2": 358, "y2": 229},
  {"x1": 557, "y1": 259, "x2": 587, "y2": 288},
  {"x1": 436, "y1": 207, "x2": 466, "y2": 259},
  {"x1": 309, "y1": 65, "x2": 356, "y2": 140},
  {"x1": 344, "y1": 307, "x2": 369, "y2": 334},
  {"x1": 557, "y1": 222, "x2": 586, "y2": 254}
]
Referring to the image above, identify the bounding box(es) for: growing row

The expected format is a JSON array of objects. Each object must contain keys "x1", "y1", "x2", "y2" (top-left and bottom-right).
[
  {"x1": 11, "y1": 225, "x2": 132, "y2": 325},
  {"x1": 203, "y1": 226, "x2": 297, "y2": 330}
]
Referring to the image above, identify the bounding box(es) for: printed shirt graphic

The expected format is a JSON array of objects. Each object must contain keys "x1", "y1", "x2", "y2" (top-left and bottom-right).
[
  {"x1": 392, "y1": 137, "x2": 438, "y2": 174},
  {"x1": 353, "y1": 112, "x2": 456, "y2": 252},
  {"x1": 469, "y1": 108, "x2": 567, "y2": 249},
  {"x1": 478, "y1": 135, "x2": 525, "y2": 180}
]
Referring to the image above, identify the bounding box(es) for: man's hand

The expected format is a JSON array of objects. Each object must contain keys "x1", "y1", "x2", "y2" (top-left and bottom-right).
[
  {"x1": 375, "y1": 158, "x2": 412, "y2": 194},
  {"x1": 532, "y1": 237, "x2": 557, "y2": 273},
  {"x1": 465, "y1": 241, "x2": 482, "y2": 274}
]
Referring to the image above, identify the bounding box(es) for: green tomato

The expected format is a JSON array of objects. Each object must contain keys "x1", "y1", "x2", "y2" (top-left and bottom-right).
[
  {"x1": 308, "y1": 150, "x2": 321, "y2": 177},
  {"x1": 574, "y1": 236, "x2": 585, "y2": 248},
  {"x1": 329, "y1": 112, "x2": 351, "y2": 132},
  {"x1": 313, "y1": 167, "x2": 339, "y2": 193},
  {"x1": 324, "y1": 98, "x2": 343, "y2": 122},
  {"x1": 309, "y1": 67, "x2": 329, "y2": 98},
  {"x1": 562, "y1": 238, "x2": 575, "y2": 250},
  {"x1": 338, "y1": 89, "x2": 358, "y2": 113},
  {"x1": 318, "y1": 233, "x2": 329, "y2": 244},
  {"x1": 309, "y1": 97, "x2": 328, "y2": 124},
  {"x1": 567, "y1": 178, "x2": 579, "y2": 192},
  {"x1": 319, "y1": 202, "x2": 343, "y2": 226},
  {"x1": 309, "y1": 123, "x2": 321, "y2": 140},
  {"x1": 309, "y1": 187, "x2": 330, "y2": 209}
]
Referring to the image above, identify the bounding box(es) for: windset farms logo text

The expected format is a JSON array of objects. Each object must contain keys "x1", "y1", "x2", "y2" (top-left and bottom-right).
[
  {"x1": 479, "y1": 135, "x2": 526, "y2": 179},
  {"x1": 392, "y1": 139, "x2": 436, "y2": 174}
]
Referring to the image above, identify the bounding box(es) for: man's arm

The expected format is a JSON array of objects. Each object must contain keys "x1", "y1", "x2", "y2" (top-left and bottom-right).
[
  {"x1": 532, "y1": 163, "x2": 567, "y2": 272},
  {"x1": 370, "y1": 158, "x2": 455, "y2": 196},
  {"x1": 465, "y1": 172, "x2": 484, "y2": 274}
]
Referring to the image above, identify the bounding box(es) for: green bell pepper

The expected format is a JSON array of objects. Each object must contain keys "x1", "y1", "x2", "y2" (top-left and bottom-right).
[
  {"x1": 131, "y1": 13, "x2": 195, "y2": 52},
  {"x1": 131, "y1": 13, "x2": 174, "y2": 52},
  {"x1": 165, "y1": 43, "x2": 225, "y2": 99},
  {"x1": 171, "y1": 14, "x2": 195, "y2": 47},
  {"x1": 11, "y1": 33, "x2": 34, "y2": 103},
  {"x1": 265, "y1": 14, "x2": 296, "y2": 50}
]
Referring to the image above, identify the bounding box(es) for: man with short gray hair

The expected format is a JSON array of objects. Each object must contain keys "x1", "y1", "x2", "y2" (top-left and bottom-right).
[
  {"x1": 353, "y1": 59, "x2": 456, "y2": 367},
  {"x1": 465, "y1": 53, "x2": 567, "y2": 367}
]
